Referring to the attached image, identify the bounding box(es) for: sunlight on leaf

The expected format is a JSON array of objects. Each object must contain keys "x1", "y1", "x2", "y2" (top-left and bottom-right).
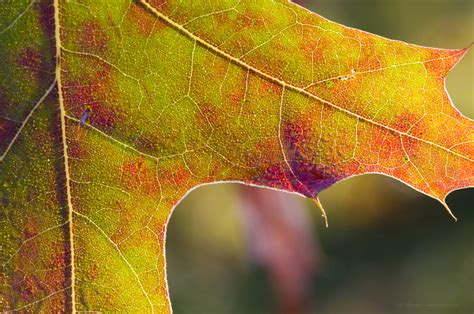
[{"x1": 0, "y1": 0, "x2": 472, "y2": 312}]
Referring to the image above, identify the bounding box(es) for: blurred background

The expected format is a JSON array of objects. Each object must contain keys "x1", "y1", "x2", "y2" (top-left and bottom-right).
[{"x1": 167, "y1": 1, "x2": 474, "y2": 313}]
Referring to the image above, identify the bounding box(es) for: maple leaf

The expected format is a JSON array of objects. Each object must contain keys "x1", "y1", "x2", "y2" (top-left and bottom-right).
[{"x1": 0, "y1": 0, "x2": 472, "y2": 312}]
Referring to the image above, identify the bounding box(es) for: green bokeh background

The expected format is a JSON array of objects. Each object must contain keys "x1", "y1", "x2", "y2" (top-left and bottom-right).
[{"x1": 167, "y1": 1, "x2": 474, "y2": 313}]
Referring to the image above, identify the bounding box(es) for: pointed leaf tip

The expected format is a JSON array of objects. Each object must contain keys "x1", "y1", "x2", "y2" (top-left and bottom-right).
[
  {"x1": 441, "y1": 201, "x2": 458, "y2": 222},
  {"x1": 313, "y1": 196, "x2": 328, "y2": 228}
]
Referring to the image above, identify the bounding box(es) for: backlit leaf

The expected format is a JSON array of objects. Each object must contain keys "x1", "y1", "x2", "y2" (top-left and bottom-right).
[{"x1": 0, "y1": 0, "x2": 472, "y2": 312}]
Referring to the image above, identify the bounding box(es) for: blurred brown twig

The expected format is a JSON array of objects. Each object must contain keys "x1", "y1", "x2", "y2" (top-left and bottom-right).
[{"x1": 239, "y1": 185, "x2": 320, "y2": 314}]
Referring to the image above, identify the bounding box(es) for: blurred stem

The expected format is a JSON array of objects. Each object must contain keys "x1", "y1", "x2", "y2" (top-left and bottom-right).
[{"x1": 238, "y1": 185, "x2": 320, "y2": 314}]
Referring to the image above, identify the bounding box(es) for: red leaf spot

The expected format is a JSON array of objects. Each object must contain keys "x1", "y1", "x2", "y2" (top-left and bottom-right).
[
  {"x1": 196, "y1": 102, "x2": 220, "y2": 126},
  {"x1": 214, "y1": 10, "x2": 231, "y2": 26},
  {"x1": 63, "y1": 64, "x2": 120, "y2": 131},
  {"x1": 16, "y1": 48, "x2": 46, "y2": 80},
  {"x1": 79, "y1": 21, "x2": 109, "y2": 54},
  {"x1": 63, "y1": 84, "x2": 96, "y2": 110},
  {"x1": 229, "y1": 91, "x2": 243, "y2": 106},
  {"x1": 18, "y1": 277, "x2": 40, "y2": 300},
  {"x1": 393, "y1": 112, "x2": 421, "y2": 133},
  {"x1": 401, "y1": 136, "x2": 421, "y2": 157},
  {"x1": 68, "y1": 137, "x2": 89, "y2": 159},
  {"x1": 258, "y1": 80, "x2": 281, "y2": 96},
  {"x1": 44, "y1": 242, "x2": 68, "y2": 291},
  {"x1": 88, "y1": 102, "x2": 120, "y2": 130},
  {"x1": 50, "y1": 247, "x2": 67, "y2": 268},
  {"x1": 356, "y1": 36, "x2": 383, "y2": 71},
  {"x1": 122, "y1": 158, "x2": 144, "y2": 175},
  {"x1": 120, "y1": 158, "x2": 160, "y2": 195},
  {"x1": 237, "y1": 12, "x2": 266, "y2": 29},
  {"x1": 129, "y1": 4, "x2": 166, "y2": 36},
  {"x1": 162, "y1": 166, "x2": 193, "y2": 193},
  {"x1": 257, "y1": 163, "x2": 293, "y2": 191},
  {"x1": 89, "y1": 263, "x2": 99, "y2": 281}
]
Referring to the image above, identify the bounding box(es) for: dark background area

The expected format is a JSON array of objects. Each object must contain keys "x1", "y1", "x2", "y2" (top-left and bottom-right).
[{"x1": 167, "y1": 1, "x2": 474, "y2": 313}]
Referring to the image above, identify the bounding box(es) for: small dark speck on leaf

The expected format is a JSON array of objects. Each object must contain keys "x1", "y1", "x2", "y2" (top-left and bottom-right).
[{"x1": 80, "y1": 108, "x2": 91, "y2": 127}]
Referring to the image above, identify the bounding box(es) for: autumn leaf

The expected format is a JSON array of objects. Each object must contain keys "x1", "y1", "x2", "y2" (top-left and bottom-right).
[{"x1": 0, "y1": 0, "x2": 472, "y2": 312}]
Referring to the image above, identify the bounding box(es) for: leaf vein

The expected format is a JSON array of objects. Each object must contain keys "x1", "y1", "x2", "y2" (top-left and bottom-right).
[{"x1": 139, "y1": 0, "x2": 473, "y2": 164}]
